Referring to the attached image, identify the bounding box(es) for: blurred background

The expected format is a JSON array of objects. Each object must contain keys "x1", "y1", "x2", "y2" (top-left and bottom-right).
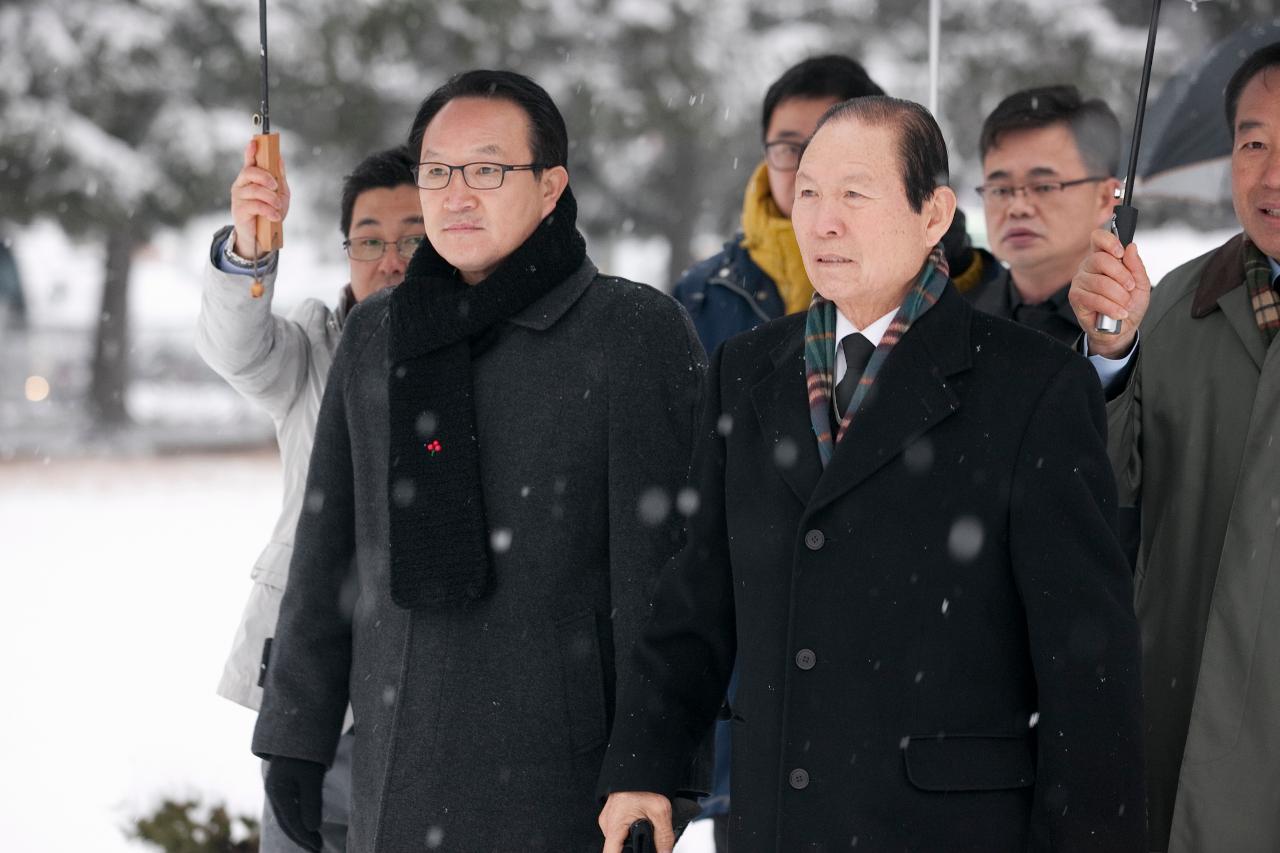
[{"x1": 0, "y1": 0, "x2": 1274, "y2": 849}]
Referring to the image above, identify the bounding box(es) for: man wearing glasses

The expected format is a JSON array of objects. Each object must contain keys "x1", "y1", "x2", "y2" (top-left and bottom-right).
[
  {"x1": 967, "y1": 85, "x2": 1122, "y2": 347},
  {"x1": 673, "y1": 56, "x2": 885, "y2": 358},
  {"x1": 197, "y1": 144, "x2": 422, "y2": 852},
  {"x1": 251, "y1": 70, "x2": 704, "y2": 852}
]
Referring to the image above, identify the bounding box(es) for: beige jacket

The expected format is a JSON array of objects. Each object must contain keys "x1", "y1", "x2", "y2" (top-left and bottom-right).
[{"x1": 195, "y1": 227, "x2": 347, "y2": 712}]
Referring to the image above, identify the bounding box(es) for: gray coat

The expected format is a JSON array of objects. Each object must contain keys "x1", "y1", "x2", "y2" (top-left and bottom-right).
[
  {"x1": 253, "y1": 258, "x2": 705, "y2": 852},
  {"x1": 1108, "y1": 233, "x2": 1280, "y2": 853}
]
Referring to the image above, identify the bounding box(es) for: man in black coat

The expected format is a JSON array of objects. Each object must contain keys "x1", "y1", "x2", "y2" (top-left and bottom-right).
[
  {"x1": 251, "y1": 70, "x2": 705, "y2": 852},
  {"x1": 598, "y1": 96, "x2": 1144, "y2": 853}
]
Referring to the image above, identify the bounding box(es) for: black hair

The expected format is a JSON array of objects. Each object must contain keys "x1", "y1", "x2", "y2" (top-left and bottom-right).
[
  {"x1": 978, "y1": 85, "x2": 1121, "y2": 176},
  {"x1": 761, "y1": 54, "x2": 885, "y2": 139},
  {"x1": 811, "y1": 96, "x2": 949, "y2": 214},
  {"x1": 406, "y1": 69, "x2": 568, "y2": 176},
  {"x1": 339, "y1": 146, "x2": 416, "y2": 236},
  {"x1": 1226, "y1": 42, "x2": 1280, "y2": 134}
]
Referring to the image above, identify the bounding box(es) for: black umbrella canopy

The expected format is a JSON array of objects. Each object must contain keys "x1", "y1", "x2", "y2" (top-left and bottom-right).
[{"x1": 1137, "y1": 18, "x2": 1280, "y2": 200}]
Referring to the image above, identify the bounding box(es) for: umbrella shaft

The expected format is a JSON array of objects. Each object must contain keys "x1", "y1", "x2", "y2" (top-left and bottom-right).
[
  {"x1": 1124, "y1": 0, "x2": 1162, "y2": 206},
  {"x1": 259, "y1": 0, "x2": 270, "y2": 134}
]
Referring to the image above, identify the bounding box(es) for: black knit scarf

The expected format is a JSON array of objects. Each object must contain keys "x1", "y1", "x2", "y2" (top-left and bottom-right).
[{"x1": 386, "y1": 188, "x2": 586, "y2": 609}]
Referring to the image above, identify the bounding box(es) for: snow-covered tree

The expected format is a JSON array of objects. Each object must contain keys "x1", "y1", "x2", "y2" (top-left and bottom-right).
[{"x1": 0, "y1": 1, "x2": 250, "y2": 426}]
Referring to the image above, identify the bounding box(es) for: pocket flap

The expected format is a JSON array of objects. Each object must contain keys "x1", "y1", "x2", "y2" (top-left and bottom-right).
[
  {"x1": 249, "y1": 540, "x2": 293, "y2": 589},
  {"x1": 903, "y1": 733, "x2": 1035, "y2": 792}
]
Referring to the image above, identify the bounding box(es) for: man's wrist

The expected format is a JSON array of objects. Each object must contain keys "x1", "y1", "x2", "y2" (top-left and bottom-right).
[
  {"x1": 224, "y1": 230, "x2": 274, "y2": 267},
  {"x1": 1086, "y1": 332, "x2": 1137, "y2": 360}
]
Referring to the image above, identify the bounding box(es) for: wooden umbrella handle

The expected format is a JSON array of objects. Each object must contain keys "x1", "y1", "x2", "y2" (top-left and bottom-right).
[{"x1": 253, "y1": 131, "x2": 284, "y2": 252}]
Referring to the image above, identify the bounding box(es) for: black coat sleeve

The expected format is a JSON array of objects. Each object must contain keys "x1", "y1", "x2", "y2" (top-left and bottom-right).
[
  {"x1": 251, "y1": 306, "x2": 368, "y2": 766},
  {"x1": 598, "y1": 340, "x2": 738, "y2": 800},
  {"x1": 1009, "y1": 354, "x2": 1146, "y2": 851}
]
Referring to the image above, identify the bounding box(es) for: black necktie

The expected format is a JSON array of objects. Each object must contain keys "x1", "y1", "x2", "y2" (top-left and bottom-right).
[{"x1": 835, "y1": 333, "x2": 875, "y2": 418}]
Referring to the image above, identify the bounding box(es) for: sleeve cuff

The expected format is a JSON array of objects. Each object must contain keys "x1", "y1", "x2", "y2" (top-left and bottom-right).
[
  {"x1": 1083, "y1": 333, "x2": 1138, "y2": 394},
  {"x1": 212, "y1": 226, "x2": 279, "y2": 278}
]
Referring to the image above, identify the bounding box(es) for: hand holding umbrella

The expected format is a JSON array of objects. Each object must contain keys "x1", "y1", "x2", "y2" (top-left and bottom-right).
[{"x1": 248, "y1": 0, "x2": 283, "y2": 297}]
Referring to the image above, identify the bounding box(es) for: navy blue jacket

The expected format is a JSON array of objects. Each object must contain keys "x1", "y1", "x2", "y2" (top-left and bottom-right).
[{"x1": 674, "y1": 237, "x2": 786, "y2": 356}]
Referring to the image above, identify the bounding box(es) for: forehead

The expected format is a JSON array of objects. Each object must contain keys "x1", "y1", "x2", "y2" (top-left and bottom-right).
[
  {"x1": 767, "y1": 95, "x2": 842, "y2": 138},
  {"x1": 983, "y1": 122, "x2": 1084, "y2": 172},
  {"x1": 803, "y1": 116, "x2": 899, "y2": 171},
  {"x1": 349, "y1": 185, "x2": 422, "y2": 229},
  {"x1": 1237, "y1": 67, "x2": 1280, "y2": 127},
  {"x1": 421, "y1": 97, "x2": 533, "y2": 157}
]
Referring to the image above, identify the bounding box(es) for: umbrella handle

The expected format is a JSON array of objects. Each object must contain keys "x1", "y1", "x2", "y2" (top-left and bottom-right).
[{"x1": 1095, "y1": 205, "x2": 1139, "y2": 335}]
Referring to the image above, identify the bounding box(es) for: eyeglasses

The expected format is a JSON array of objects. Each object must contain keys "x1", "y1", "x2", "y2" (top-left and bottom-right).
[
  {"x1": 975, "y1": 176, "x2": 1110, "y2": 203},
  {"x1": 764, "y1": 141, "x2": 805, "y2": 172},
  {"x1": 343, "y1": 235, "x2": 425, "y2": 262},
  {"x1": 412, "y1": 161, "x2": 543, "y2": 191}
]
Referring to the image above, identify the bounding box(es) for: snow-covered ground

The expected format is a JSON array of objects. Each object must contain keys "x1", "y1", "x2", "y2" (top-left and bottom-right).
[{"x1": 0, "y1": 452, "x2": 715, "y2": 852}]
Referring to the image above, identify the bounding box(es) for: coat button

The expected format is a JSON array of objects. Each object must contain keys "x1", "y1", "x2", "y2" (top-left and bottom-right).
[
  {"x1": 795, "y1": 649, "x2": 816, "y2": 670},
  {"x1": 804, "y1": 529, "x2": 825, "y2": 550},
  {"x1": 789, "y1": 768, "x2": 810, "y2": 790}
]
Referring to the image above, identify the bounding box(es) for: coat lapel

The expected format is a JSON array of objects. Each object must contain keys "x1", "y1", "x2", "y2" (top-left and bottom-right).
[
  {"x1": 1214, "y1": 286, "x2": 1266, "y2": 371},
  {"x1": 1189, "y1": 233, "x2": 1265, "y2": 370},
  {"x1": 807, "y1": 286, "x2": 971, "y2": 516},
  {"x1": 750, "y1": 327, "x2": 824, "y2": 505}
]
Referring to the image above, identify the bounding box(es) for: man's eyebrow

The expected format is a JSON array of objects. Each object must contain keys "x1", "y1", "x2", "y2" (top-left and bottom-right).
[
  {"x1": 983, "y1": 166, "x2": 1061, "y2": 181},
  {"x1": 352, "y1": 217, "x2": 381, "y2": 229},
  {"x1": 1237, "y1": 119, "x2": 1265, "y2": 134},
  {"x1": 769, "y1": 130, "x2": 807, "y2": 141}
]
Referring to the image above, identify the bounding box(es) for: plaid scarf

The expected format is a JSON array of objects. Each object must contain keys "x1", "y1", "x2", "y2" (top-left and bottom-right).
[
  {"x1": 1245, "y1": 235, "x2": 1280, "y2": 348},
  {"x1": 805, "y1": 246, "x2": 950, "y2": 467}
]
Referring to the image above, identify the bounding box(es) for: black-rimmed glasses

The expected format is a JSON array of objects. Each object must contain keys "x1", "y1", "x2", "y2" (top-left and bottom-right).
[
  {"x1": 764, "y1": 141, "x2": 805, "y2": 172},
  {"x1": 412, "y1": 162, "x2": 543, "y2": 191},
  {"x1": 975, "y1": 176, "x2": 1110, "y2": 203},
  {"x1": 343, "y1": 235, "x2": 425, "y2": 261}
]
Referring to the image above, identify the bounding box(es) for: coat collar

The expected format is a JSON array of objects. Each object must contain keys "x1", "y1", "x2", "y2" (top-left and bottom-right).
[
  {"x1": 1189, "y1": 232, "x2": 1266, "y2": 370},
  {"x1": 506, "y1": 257, "x2": 598, "y2": 331},
  {"x1": 1190, "y1": 233, "x2": 1247, "y2": 319},
  {"x1": 750, "y1": 284, "x2": 972, "y2": 511}
]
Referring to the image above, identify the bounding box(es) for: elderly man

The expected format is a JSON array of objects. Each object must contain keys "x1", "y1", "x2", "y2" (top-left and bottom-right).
[
  {"x1": 1070, "y1": 42, "x2": 1280, "y2": 853},
  {"x1": 969, "y1": 85, "x2": 1122, "y2": 346},
  {"x1": 598, "y1": 96, "x2": 1144, "y2": 853},
  {"x1": 251, "y1": 70, "x2": 704, "y2": 852}
]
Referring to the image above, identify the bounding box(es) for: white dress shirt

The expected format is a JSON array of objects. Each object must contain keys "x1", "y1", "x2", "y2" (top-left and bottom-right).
[{"x1": 834, "y1": 305, "x2": 898, "y2": 419}]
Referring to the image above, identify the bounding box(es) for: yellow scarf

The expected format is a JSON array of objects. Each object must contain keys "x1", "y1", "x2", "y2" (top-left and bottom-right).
[{"x1": 739, "y1": 162, "x2": 813, "y2": 315}]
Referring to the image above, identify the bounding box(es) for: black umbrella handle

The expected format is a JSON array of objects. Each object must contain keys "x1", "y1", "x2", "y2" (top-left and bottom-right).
[{"x1": 1112, "y1": 204, "x2": 1139, "y2": 248}]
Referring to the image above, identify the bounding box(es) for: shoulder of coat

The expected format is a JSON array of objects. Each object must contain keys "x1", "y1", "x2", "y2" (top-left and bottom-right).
[{"x1": 1143, "y1": 242, "x2": 1222, "y2": 338}]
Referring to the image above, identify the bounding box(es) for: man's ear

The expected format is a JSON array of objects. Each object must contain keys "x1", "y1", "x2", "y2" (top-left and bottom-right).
[
  {"x1": 1094, "y1": 177, "x2": 1121, "y2": 228},
  {"x1": 923, "y1": 185, "x2": 958, "y2": 248},
  {"x1": 540, "y1": 165, "x2": 570, "y2": 217}
]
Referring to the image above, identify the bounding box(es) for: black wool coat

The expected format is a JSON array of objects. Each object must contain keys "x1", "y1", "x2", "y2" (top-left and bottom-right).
[
  {"x1": 253, "y1": 259, "x2": 705, "y2": 852},
  {"x1": 599, "y1": 283, "x2": 1146, "y2": 852}
]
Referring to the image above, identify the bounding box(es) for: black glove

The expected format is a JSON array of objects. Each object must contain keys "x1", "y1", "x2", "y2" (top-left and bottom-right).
[{"x1": 264, "y1": 756, "x2": 326, "y2": 852}]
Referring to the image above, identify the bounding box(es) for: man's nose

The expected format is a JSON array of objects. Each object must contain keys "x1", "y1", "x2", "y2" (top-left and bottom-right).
[
  {"x1": 811, "y1": 198, "x2": 844, "y2": 238},
  {"x1": 1262, "y1": 148, "x2": 1280, "y2": 189},
  {"x1": 1007, "y1": 188, "x2": 1035, "y2": 216},
  {"x1": 442, "y1": 172, "x2": 477, "y2": 211},
  {"x1": 379, "y1": 244, "x2": 409, "y2": 277}
]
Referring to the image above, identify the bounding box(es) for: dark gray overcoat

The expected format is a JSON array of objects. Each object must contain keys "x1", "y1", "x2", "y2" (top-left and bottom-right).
[{"x1": 253, "y1": 258, "x2": 705, "y2": 852}]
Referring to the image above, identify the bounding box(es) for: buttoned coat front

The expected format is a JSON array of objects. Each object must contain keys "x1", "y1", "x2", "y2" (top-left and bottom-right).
[
  {"x1": 252, "y1": 259, "x2": 704, "y2": 853},
  {"x1": 600, "y1": 284, "x2": 1145, "y2": 852}
]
